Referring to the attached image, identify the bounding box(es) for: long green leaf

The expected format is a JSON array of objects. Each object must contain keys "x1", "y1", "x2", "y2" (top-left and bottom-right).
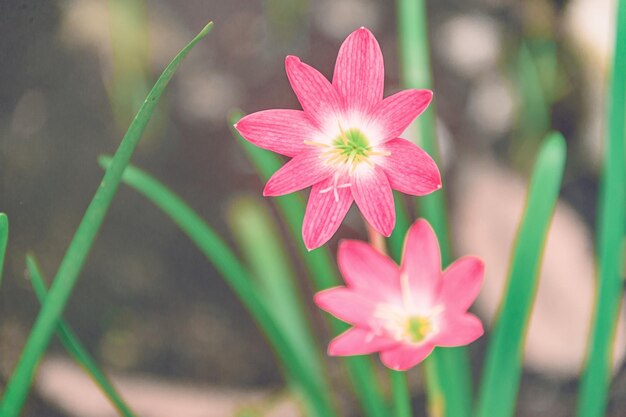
[
  {"x1": 0, "y1": 22, "x2": 213, "y2": 416},
  {"x1": 396, "y1": 1, "x2": 471, "y2": 415},
  {"x1": 0, "y1": 213, "x2": 8, "y2": 289},
  {"x1": 577, "y1": 0, "x2": 626, "y2": 414},
  {"x1": 390, "y1": 371, "x2": 412, "y2": 417},
  {"x1": 476, "y1": 132, "x2": 566, "y2": 417},
  {"x1": 230, "y1": 112, "x2": 389, "y2": 417},
  {"x1": 26, "y1": 255, "x2": 137, "y2": 417},
  {"x1": 228, "y1": 196, "x2": 332, "y2": 416},
  {"x1": 98, "y1": 157, "x2": 338, "y2": 417}
]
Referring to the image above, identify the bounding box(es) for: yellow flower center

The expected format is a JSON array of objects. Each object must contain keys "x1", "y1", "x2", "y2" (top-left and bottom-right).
[
  {"x1": 403, "y1": 316, "x2": 433, "y2": 343},
  {"x1": 305, "y1": 124, "x2": 390, "y2": 174}
]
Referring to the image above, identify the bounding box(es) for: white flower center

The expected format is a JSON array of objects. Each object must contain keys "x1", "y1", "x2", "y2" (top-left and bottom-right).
[{"x1": 305, "y1": 123, "x2": 390, "y2": 174}]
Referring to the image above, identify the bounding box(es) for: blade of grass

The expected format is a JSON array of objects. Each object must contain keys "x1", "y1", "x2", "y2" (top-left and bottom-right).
[
  {"x1": 228, "y1": 196, "x2": 332, "y2": 413},
  {"x1": 396, "y1": 1, "x2": 471, "y2": 415},
  {"x1": 229, "y1": 112, "x2": 389, "y2": 417},
  {"x1": 510, "y1": 41, "x2": 554, "y2": 168},
  {"x1": 476, "y1": 132, "x2": 567, "y2": 417},
  {"x1": 26, "y1": 255, "x2": 137, "y2": 417},
  {"x1": 98, "y1": 157, "x2": 338, "y2": 417},
  {"x1": 390, "y1": 366, "x2": 411, "y2": 417},
  {"x1": 0, "y1": 213, "x2": 8, "y2": 289},
  {"x1": 577, "y1": 0, "x2": 626, "y2": 414},
  {"x1": 0, "y1": 22, "x2": 213, "y2": 416}
]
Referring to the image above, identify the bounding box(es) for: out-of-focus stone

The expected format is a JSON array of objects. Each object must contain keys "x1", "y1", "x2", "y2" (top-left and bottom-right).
[
  {"x1": 451, "y1": 157, "x2": 626, "y2": 378},
  {"x1": 313, "y1": 0, "x2": 380, "y2": 41},
  {"x1": 37, "y1": 357, "x2": 300, "y2": 417},
  {"x1": 435, "y1": 14, "x2": 502, "y2": 78},
  {"x1": 466, "y1": 72, "x2": 517, "y2": 138},
  {"x1": 564, "y1": 0, "x2": 614, "y2": 169}
]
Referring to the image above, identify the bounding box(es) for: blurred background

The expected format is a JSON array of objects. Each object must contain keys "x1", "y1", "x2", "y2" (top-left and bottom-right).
[{"x1": 1, "y1": 0, "x2": 625, "y2": 416}]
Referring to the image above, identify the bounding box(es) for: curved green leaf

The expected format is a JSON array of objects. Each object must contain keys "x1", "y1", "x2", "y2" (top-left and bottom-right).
[
  {"x1": 577, "y1": 0, "x2": 626, "y2": 414},
  {"x1": 99, "y1": 157, "x2": 337, "y2": 417},
  {"x1": 476, "y1": 132, "x2": 567, "y2": 417},
  {"x1": 26, "y1": 255, "x2": 136, "y2": 417},
  {"x1": 0, "y1": 22, "x2": 213, "y2": 416},
  {"x1": 396, "y1": 0, "x2": 470, "y2": 415}
]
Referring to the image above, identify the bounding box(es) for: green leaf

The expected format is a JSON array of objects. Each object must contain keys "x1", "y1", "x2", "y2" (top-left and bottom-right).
[
  {"x1": 227, "y1": 196, "x2": 332, "y2": 417},
  {"x1": 99, "y1": 157, "x2": 338, "y2": 417},
  {"x1": 577, "y1": 0, "x2": 626, "y2": 415},
  {"x1": 229, "y1": 111, "x2": 389, "y2": 417},
  {"x1": 396, "y1": 0, "x2": 471, "y2": 415},
  {"x1": 0, "y1": 213, "x2": 8, "y2": 289},
  {"x1": 26, "y1": 255, "x2": 137, "y2": 417},
  {"x1": 476, "y1": 132, "x2": 567, "y2": 417},
  {"x1": 0, "y1": 22, "x2": 213, "y2": 416}
]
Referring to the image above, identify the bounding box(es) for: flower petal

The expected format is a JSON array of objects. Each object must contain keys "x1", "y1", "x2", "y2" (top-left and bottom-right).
[
  {"x1": 378, "y1": 139, "x2": 442, "y2": 196},
  {"x1": 434, "y1": 312, "x2": 483, "y2": 347},
  {"x1": 379, "y1": 342, "x2": 435, "y2": 371},
  {"x1": 285, "y1": 55, "x2": 342, "y2": 129},
  {"x1": 302, "y1": 175, "x2": 353, "y2": 250},
  {"x1": 263, "y1": 151, "x2": 332, "y2": 196},
  {"x1": 314, "y1": 287, "x2": 376, "y2": 326},
  {"x1": 352, "y1": 166, "x2": 395, "y2": 237},
  {"x1": 439, "y1": 256, "x2": 484, "y2": 312},
  {"x1": 332, "y1": 27, "x2": 384, "y2": 113},
  {"x1": 328, "y1": 327, "x2": 399, "y2": 356},
  {"x1": 235, "y1": 109, "x2": 319, "y2": 157},
  {"x1": 369, "y1": 89, "x2": 432, "y2": 143},
  {"x1": 401, "y1": 219, "x2": 442, "y2": 308},
  {"x1": 337, "y1": 240, "x2": 401, "y2": 299}
]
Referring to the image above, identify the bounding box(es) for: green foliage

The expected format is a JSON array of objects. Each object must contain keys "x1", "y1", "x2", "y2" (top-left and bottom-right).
[
  {"x1": 577, "y1": 0, "x2": 626, "y2": 414},
  {"x1": 396, "y1": 0, "x2": 470, "y2": 415},
  {"x1": 0, "y1": 22, "x2": 214, "y2": 417},
  {"x1": 26, "y1": 255, "x2": 137, "y2": 417},
  {"x1": 476, "y1": 132, "x2": 567, "y2": 417},
  {"x1": 99, "y1": 157, "x2": 338, "y2": 417}
]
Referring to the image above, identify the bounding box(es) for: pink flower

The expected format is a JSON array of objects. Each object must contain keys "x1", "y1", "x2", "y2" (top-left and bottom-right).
[
  {"x1": 314, "y1": 219, "x2": 484, "y2": 371},
  {"x1": 234, "y1": 27, "x2": 441, "y2": 250}
]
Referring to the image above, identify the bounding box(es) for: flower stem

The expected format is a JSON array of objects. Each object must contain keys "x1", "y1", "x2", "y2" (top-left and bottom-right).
[
  {"x1": 367, "y1": 223, "x2": 388, "y2": 254},
  {"x1": 576, "y1": 0, "x2": 626, "y2": 414}
]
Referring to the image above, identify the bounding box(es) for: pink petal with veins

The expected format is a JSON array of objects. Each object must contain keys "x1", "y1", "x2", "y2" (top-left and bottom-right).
[
  {"x1": 333, "y1": 27, "x2": 384, "y2": 114},
  {"x1": 263, "y1": 151, "x2": 333, "y2": 196},
  {"x1": 369, "y1": 89, "x2": 432, "y2": 143},
  {"x1": 235, "y1": 110, "x2": 319, "y2": 157},
  {"x1": 337, "y1": 240, "x2": 401, "y2": 299},
  {"x1": 351, "y1": 166, "x2": 395, "y2": 237},
  {"x1": 329, "y1": 328, "x2": 399, "y2": 356},
  {"x1": 380, "y1": 343, "x2": 435, "y2": 371},
  {"x1": 439, "y1": 256, "x2": 484, "y2": 312},
  {"x1": 401, "y1": 220, "x2": 442, "y2": 308},
  {"x1": 314, "y1": 287, "x2": 376, "y2": 327},
  {"x1": 379, "y1": 138, "x2": 441, "y2": 195},
  {"x1": 285, "y1": 55, "x2": 342, "y2": 129},
  {"x1": 434, "y1": 313, "x2": 484, "y2": 347},
  {"x1": 302, "y1": 175, "x2": 353, "y2": 250}
]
